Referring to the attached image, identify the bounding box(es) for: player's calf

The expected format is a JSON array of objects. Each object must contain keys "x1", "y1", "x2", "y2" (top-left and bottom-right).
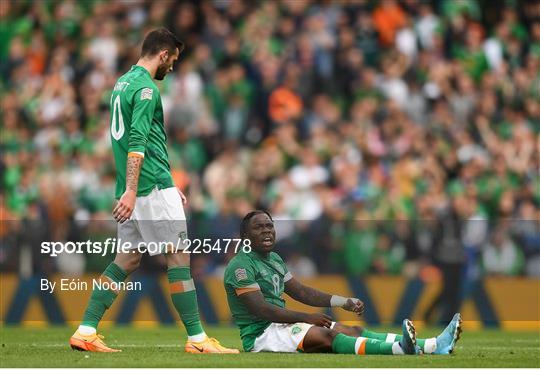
[{"x1": 303, "y1": 324, "x2": 418, "y2": 355}]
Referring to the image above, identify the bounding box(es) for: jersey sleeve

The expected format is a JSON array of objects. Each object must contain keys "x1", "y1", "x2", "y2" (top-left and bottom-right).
[
  {"x1": 128, "y1": 86, "x2": 158, "y2": 156},
  {"x1": 225, "y1": 260, "x2": 260, "y2": 296},
  {"x1": 284, "y1": 269, "x2": 293, "y2": 282},
  {"x1": 273, "y1": 252, "x2": 293, "y2": 282}
]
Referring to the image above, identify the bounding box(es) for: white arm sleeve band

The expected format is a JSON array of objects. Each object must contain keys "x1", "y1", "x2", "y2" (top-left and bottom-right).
[{"x1": 330, "y1": 295, "x2": 348, "y2": 307}]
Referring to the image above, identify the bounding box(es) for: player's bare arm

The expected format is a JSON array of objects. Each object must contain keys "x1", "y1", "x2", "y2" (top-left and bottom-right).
[
  {"x1": 278, "y1": 277, "x2": 365, "y2": 336},
  {"x1": 238, "y1": 289, "x2": 333, "y2": 328},
  {"x1": 113, "y1": 153, "x2": 143, "y2": 223},
  {"x1": 284, "y1": 277, "x2": 365, "y2": 316},
  {"x1": 284, "y1": 277, "x2": 331, "y2": 306}
]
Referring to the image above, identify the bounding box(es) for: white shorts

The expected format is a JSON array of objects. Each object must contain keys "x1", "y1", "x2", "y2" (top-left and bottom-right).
[
  {"x1": 118, "y1": 187, "x2": 188, "y2": 256},
  {"x1": 251, "y1": 322, "x2": 314, "y2": 353}
]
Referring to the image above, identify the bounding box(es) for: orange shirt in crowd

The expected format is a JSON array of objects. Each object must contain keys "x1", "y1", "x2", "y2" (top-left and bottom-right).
[
  {"x1": 268, "y1": 86, "x2": 303, "y2": 123},
  {"x1": 372, "y1": 1, "x2": 406, "y2": 47}
]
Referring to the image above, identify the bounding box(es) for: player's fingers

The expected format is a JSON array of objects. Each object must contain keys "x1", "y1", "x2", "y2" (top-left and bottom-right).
[
  {"x1": 120, "y1": 208, "x2": 133, "y2": 223},
  {"x1": 113, "y1": 206, "x2": 125, "y2": 221},
  {"x1": 115, "y1": 208, "x2": 125, "y2": 222},
  {"x1": 112, "y1": 207, "x2": 122, "y2": 221},
  {"x1": 118, "y1": 212, "x2": 130, "y2": 223},
  {"x1": 177, "y1": 188, "x2": 187, "y2": 205},
  {"x1": 114, "y1": 201, "x2": 127, "y2": 214},
  {"x1": 115, "y1": 204, "x2": 132, "y2": 223},
  {"x1": 112, "y1": 203, "x2": 121, "y2": 216}
]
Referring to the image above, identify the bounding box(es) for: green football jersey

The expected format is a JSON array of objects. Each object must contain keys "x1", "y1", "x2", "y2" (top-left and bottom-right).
[
  {"x1": 224, "y1": 250, "x2": 292, "y2": 351},
  {"x1": 109, "y1": 65, "x2": 173, "y2": 199}
]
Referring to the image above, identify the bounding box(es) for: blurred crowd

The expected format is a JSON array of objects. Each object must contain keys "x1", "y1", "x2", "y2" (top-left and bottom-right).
[{"x1": 1, "y1": 0, "x2": 539, "y2": 282}]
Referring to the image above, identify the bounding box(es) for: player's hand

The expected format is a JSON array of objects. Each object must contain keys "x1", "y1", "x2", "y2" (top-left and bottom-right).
[
  {"x1": 113, "y1": 189, "x2": 136, "y2": 223},
  {"x1": 305, "y1": 313, "x2": 333, "y2": 328},
  {"x1": 342, "y1": 298, "x2": 364, "y2": 316},
  {"x1": 177, "y1": 188, "x2": 187, "y2": 205}
]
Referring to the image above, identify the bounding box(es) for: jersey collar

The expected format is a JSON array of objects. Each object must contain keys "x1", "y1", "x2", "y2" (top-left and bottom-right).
[
  {"x1": 131, "y1": 65, "x2": 152, "y2": 78},
  {"x1": 247, "y1": 249, "x2": 271, "y2": 260}
]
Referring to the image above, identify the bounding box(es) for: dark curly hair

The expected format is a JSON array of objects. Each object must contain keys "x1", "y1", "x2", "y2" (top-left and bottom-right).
[{"x1": 240, "y1": 210, "x2": 273, "y2": 238}]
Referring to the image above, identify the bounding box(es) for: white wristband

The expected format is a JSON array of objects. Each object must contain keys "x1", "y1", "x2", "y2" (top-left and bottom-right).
[{"x1": 330, "y1": 295, "x2": 348, "y2": 307}]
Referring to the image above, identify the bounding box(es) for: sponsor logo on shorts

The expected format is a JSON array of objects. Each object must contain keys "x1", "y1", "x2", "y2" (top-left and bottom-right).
[
  {"x1": 235, "y1": 268, "x2": 248, "y2": 281},
  {"x1": 291, "y1": 326, "x2": 302, "y2": 335}
]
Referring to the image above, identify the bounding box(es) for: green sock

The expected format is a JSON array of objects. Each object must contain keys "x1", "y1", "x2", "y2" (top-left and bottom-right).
[
  {"x1": 167, "y1": 267, "x2": 205, "y2": 337},
  {"x1": 331, "y1": 333, "x2": 357, "y2": 354},
  {"x1": 364, "y1": 338, "x2": 395, "y2": 354},
  {"x1": 332, "y1": 334, "x2": 398, "y2": 355},
  {"x1": 81, "y1": 262, "x2": 127, "y2": 328},
  {"x1": 360, "y1": 329, "x2": 387, "y2": 341},
  {"x1": 360, "y1": 329, "x2": 432, "y2": 353}
]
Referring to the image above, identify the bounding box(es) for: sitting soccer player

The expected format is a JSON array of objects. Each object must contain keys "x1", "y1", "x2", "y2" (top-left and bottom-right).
[{"x1": 224, "y1": 210, "x2": 462, "y2": 355}]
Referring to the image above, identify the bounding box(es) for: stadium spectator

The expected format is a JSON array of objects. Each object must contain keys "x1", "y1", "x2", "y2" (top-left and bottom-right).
[
  {"x1": 0, "y1": 0, "x2": 538, "y2": 295},
  {"x1": 482, "y1": 226, "x2": 525, "y2": 276}
]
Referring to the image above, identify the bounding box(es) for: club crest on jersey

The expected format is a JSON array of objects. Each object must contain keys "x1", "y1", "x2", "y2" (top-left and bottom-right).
[
  {"x1": 141, "y1": 88, "x2": 153, "y2": 101},
  {"x1": 235, "y1": 268, "x2": 248, "y2": 281}
]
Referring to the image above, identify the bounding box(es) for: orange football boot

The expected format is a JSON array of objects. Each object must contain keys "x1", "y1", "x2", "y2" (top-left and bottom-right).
[
  {"x1": 185, "y1": 337, "x2": 239, "y2": 354},
  {"x1": 70, "y1": 330, "x2": 121, "y2": 352}
]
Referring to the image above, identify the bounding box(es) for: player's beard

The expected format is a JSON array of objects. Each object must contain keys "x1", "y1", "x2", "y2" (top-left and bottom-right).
[{"x1": 155, "y1": 63, "x2": 169, "y2": 80}]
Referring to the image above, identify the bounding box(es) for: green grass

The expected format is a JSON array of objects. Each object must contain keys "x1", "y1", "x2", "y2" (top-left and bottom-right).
[{"x1": 0, "y1": 325, "x2": 539, "y2": 367}]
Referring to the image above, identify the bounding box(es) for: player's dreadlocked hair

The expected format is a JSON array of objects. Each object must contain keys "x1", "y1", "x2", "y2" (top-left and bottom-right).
[{"x1": 240, "y1": 210, "x2": 273, "y2": 238}]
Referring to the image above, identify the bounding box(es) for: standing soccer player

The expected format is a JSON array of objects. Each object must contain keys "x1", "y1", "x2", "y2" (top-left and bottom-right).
[{"x1": 69, "y1": 28, "x2": 238, "y2": 354}]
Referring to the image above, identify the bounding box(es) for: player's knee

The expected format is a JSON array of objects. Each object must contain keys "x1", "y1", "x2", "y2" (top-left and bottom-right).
[
  {"x1": 164, "y1": 250, "x2": 190, "y2": 267},
  {"x1": 324, "y1": 329, "x2": 339, "y2": 347},
  {"x1": 352, "y1": 326, "x2": 364, "y2": 335},
  {"x1": 124, "y1": 258, "x2": 141, "y2": 273},
  {"x1": 333, "y1": 323, "x2": 363, "y2": 337},
  {"x1": 115, "y1": 255, "x2": 141, "y2": 274}
]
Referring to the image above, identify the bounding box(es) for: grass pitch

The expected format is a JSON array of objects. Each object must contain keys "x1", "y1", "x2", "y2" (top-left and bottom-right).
[{"x1": 1, "y1": 325, "x2": 539, "y2": 367}]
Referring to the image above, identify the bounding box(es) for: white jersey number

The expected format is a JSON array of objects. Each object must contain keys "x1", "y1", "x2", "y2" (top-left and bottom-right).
[{"x1": 111, "y1": 95, "x2": 125, "y2": 140}]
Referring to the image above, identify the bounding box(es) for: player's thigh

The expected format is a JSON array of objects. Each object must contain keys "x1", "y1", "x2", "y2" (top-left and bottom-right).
[
  {"x1": 252, "y1": 323, "x2": 314, "y2": 353},
  {"x1": 137, "y1": 187, "x2": 189, "y2": 256},
  {"x1": 302, "y1": 326, "x2": 338, "y2": 353},
  {"x1": 332, "y1": 322, "x2": 363, "y2": 337}
]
